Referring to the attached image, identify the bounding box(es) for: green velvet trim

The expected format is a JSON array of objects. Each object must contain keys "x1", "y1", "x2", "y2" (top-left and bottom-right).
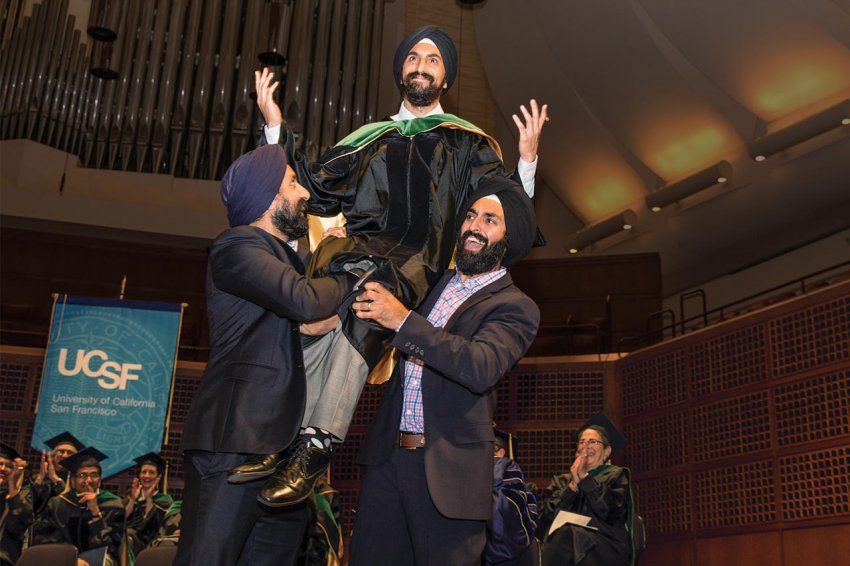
[{"x1": 335, "y1": 113, "x2": 485, "y2": 149}]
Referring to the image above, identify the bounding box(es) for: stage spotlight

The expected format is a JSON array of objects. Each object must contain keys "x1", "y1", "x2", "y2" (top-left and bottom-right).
[
  {"x1": 564, "y1": 210, "x2": 637, "y2": 254},
  {"x1": 645, "y1": 160, "x2": 733, "y2": 212},
  {"x1": 747, "y1": 99, "x2": 850, "y2": 161}
]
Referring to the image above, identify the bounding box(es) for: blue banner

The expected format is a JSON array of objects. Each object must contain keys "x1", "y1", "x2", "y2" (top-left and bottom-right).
[{"x1": 33, "y1": 295, "x2": 183, "y2": 478}]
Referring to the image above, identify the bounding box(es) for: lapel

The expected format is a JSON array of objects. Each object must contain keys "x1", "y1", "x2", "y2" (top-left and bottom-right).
[
  {"x1": 256, "y1": 227, "x2": 305, "y2": 275},
  {"x1": 443, "y1": 271, "x2": 514, "y2": 330}
]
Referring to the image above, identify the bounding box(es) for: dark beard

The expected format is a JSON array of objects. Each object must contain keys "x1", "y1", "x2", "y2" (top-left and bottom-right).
[
  {"x1": 455, "y1": 230, "x2": 509, "y2": 276},
  {"x1": 272, "y1": 198, "x2": 308, "y2": 240},
  {"x1": 401, "y1": 72, "x2": 443, "y2": 107}
]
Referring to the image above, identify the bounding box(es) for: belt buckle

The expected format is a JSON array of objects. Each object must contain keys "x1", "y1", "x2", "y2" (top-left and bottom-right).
[{"x1": 398, "y1": 432, "x2": 424, "y2": 450}]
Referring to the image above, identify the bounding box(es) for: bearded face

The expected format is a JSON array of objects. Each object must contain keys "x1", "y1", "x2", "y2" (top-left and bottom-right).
[
  {"x1": 402, "y1": 71, "x2": 444, "y2": 107},
  {"x1": 455, "y1": 229, "x2": 508, "y2": 276},
  {"x1": 271, "y1": 192, "x2": 309, "y2": 241}
]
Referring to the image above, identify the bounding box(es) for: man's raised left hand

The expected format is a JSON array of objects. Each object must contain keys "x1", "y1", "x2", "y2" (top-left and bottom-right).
[{"x1": 513, "y1": 99, "x2": 549, "y2": 163}]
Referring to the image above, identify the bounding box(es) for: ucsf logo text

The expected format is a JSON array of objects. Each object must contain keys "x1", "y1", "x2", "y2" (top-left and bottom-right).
[{"x1": 57, "y1": 349, "x2": 142, "y2": 390}]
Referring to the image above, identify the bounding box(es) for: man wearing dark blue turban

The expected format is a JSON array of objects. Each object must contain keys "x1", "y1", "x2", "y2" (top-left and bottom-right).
[
  {"x1": 235, "y1": 26, "x2": 549, "y2": 508},
  {"x1": 176, "y1": 145, "x2": 354, "y2": 565}
]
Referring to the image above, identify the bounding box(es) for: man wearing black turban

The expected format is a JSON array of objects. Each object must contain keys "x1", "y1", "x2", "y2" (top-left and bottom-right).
[
  {"x1": 347, "y1": 176, "x2": 540, "y2": 565},
  {"x1": 239, "y1": 26, "x2": 548, "y2": 507}
]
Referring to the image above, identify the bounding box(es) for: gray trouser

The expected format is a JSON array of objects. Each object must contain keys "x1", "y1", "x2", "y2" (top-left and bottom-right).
[{"x1": 301, "y1": 324, "x2": 369, "y2": 440}]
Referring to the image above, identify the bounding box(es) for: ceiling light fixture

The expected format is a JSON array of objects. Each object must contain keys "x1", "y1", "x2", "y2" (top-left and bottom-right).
[
  {"x1": 748, "y1": 99, "x2": 850, "y2": 162},
  {"x1": 563, "y1": 210, "x2": 637, "y2": 254},
  {"x1": 645, "y1": 160, "x2": 733, "y2": 212}
]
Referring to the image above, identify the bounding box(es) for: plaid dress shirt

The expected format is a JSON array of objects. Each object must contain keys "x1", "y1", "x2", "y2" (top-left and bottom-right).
[{"x1": 399, "y1": 267, "x2": 507, "y2": 433}]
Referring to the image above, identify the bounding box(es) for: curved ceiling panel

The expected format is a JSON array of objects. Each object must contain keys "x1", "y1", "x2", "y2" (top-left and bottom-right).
[
  {"x1": 474, "y1": 0, "x2": 850, "y2": 291},
  {"x1": 637, "y1": 0, "x2": 850, "y2": 122},
  {"x1": 531, "y1": 0, "x2": 742, "y2": 181},
  {"x1": 475, "y1": 1, "x2": 648, "y2": 223}
]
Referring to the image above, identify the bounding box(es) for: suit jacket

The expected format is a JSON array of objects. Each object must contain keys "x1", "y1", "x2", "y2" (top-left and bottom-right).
[
  {"x1": 182, "y1": 226, "x2": 349, "y2": 454},
  {"x1": 357, "y1": 269, "x2": 540, "y2": 520}
]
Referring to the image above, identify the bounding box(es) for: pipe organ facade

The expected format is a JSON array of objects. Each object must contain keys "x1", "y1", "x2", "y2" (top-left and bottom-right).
[{"x1": 0, "y1": 0, "x2": 386, "y2": 179}]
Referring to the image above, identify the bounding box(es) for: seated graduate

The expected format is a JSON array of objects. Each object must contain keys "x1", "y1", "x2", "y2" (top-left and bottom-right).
[
  {"x1": 150, "y1": 499, "x2": 183, "y2": 547},
  {"x1": 1, "y1": 442, "x2": 34, "y2": 566},
  {"x1": 31, "y1": 431, "x2": 85, "y2": 513},
  {"x1": 484, "y1": 429, "x2": 539, "y2": 566},
  {"x1": 537, "y1": 413, "x2": 635, "y2": 566},
  {"x1": 31, "y1": 446, "x2": 125, "y2": 565},
  {"x1": 124, "y1": 453, "x2": 174, "y2": 556}
]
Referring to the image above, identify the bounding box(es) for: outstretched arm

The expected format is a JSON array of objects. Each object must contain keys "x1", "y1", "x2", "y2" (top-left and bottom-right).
[{"x1": 512, "y1": 99, "x2": 548, "y2": 198}]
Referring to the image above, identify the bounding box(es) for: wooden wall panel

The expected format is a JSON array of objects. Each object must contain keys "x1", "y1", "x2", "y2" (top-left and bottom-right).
[
  {"x1": 621, "y1": 280, "x2": 850, "y2": 565},
  {"x1": 695, "y1": 532, "x2": 782, "y2": 566},
  {"x1": 782, "y1": 524, "x2": 850, "y2": 565}
]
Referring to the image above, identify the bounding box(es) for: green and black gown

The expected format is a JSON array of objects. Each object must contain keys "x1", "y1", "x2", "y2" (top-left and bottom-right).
[
  {"x1": 278, "y1": 114, "x2": 528, "y2": 369},
  {"x1": 31, "y1": 489, "x2": 125, "y2": 564},
  {"x1": 537, "y1": 466, "x2": 634, "y2": 566},
  {"x1": 0, "y1": 485, "x2": 34, "y2": 566},
  {"x1": 124, "y1": 491, "x2": 173, "y2": 556}
]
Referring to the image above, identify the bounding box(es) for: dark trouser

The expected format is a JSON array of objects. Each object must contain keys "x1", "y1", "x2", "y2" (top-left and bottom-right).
[
  {"x1": 349, "y1": 446, "x2": 486, "y2": 566},
  {"x1": 174, "y1": 451, "x2": 308, "y2": 566}
]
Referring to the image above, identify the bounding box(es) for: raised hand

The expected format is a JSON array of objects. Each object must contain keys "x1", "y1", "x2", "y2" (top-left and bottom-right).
[
  {"x1": 34, "y1": 450, "x2": 49, "y2": 484},
  {"x1": 7, "y1": 458, "x2": 27, "y2": 497},
  {"x1": 78, "y1": 491, "x2": 100, "y2": 515},
  {"x1": 254, "y1": 67, "x2": 283, "y2": 128},
  {"x1": 512, "y1": 99, "x2": 549, "y2": 163},
  {"x1": 46, "y1": 452, "x2": 61, "y2": 483},
  {"x1": 130, "y1": 477, "x2": 142, "y2": 501}
]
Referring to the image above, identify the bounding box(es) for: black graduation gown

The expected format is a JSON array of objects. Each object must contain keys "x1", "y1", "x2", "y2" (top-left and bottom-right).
[
  {"x1": 32, "y1": 489, "x2": 125, "y2": 562},
  {"x1": 0, "y1": 486, "x2": 34, "y2": 566},
  {"x1": 286, "y1": 125, "x2": 524, "y2": 368},
  {"x1": 124, "y1": 492, "x2": 173, "y2": 556},
  {"x1": 538, "y1": 466, "x2": 632, "y2": 566}
]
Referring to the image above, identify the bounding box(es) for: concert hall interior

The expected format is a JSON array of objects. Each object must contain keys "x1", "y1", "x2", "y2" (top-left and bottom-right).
[{"x1": 1, "y1": 1, "x2": 849, "y2": 565}]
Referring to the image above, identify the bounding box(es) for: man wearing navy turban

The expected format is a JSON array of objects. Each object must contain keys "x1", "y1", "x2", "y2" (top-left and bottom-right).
[{"x1": 235, "y1": 26, "x2": 549, "y2": 508}]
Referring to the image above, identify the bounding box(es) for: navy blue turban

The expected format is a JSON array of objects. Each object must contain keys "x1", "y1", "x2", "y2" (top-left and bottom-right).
[
  {"x1": 393, "y1": 26, "x2": 458, "y2": 91},
  {"x1": 220, "y1": 144, "x2": 288, "y2": 227}
]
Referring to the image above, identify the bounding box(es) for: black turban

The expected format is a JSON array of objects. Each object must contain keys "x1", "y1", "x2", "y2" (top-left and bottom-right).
[
  {"x1": 220, "y1": 144, "x2": 287, "y2": 227},
  {"x1": 393, "y1": 26, "x2": 458, "y2": 92},
  {"x1": 459, "y1": 177, "x2": 537, "y2": 268}
]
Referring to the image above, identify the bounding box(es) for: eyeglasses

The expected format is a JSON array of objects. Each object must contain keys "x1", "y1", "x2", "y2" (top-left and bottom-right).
[
  {"x1": 577, "y1": 439, "x2": 606, "y2": 448},
  {"x1": 75, "y1": 472, "x2": 101, "y2": 481}
]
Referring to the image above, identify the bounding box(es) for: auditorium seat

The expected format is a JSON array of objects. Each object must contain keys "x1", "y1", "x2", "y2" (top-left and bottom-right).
[
  {"x1": 135, "y1": 545, "x2": 178, "y2": 566},
  {"x1": 16, "y1": 544, "x2": 77, "y2": 566}
]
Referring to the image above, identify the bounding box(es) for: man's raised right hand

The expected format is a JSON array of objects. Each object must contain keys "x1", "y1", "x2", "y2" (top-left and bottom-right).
[{"x1": 255, "y1": 67, "x2": 283, "y2": 129}]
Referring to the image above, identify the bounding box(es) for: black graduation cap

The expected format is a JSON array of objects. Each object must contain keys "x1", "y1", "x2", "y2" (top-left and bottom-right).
[
  {"x1": 577, "y1": 412, "x2": 627, "y2": 453},
  {"x1": 44, "y1": 431, "x2": 86, "y2": 452},
  {"x1": 59, "y1": 446, "x2": 108, "y2": 474},
  {"x1": 0, "y1": 441, "x2": 21, "y2": 460},
  {"x1": 134, "y1": 452, "x2": 166, "y2": 474},
  {"x1": 494, "y1": 428, "x2": 519, "y2": 460}
]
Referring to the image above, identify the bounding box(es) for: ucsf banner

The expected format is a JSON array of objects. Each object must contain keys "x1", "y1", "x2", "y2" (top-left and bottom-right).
[{"x1": 33, "y1": 295, "x2": 183, "y2": 477}]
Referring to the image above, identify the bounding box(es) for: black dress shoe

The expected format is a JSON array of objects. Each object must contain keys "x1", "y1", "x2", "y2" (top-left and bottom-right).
[
  {"x1": 227, "y1": 452, "x2": 286, "y2": 484},
  {"x1": 257, "y1": 440, "x2": 332, "y2": 507}
]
